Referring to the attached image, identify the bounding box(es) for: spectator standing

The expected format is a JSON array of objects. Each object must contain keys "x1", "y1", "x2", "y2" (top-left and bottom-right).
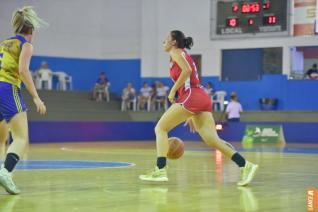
[{"x1": 226, "y1": 92, "x2": 243, "y2": 122}]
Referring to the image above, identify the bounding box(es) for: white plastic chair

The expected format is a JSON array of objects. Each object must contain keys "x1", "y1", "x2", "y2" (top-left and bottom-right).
[
  {"x1": 137, "y1": 96, "x2": 152, "y2": 111},
  {"x1": 213, "y1": 91, "x2": 227, "y2": 111},
  {"x1": 105, "y1": 83, "x2": 110, "y2": 102},
  {"x1": 154, "y1": 97, "x2": 168, "y2": 111},
  {"x1": 54, "y1": 71, "x2": 73, "y2": 91},
  {"x1": 121, "y1": 97, "x2": 137, "y2": 111}
]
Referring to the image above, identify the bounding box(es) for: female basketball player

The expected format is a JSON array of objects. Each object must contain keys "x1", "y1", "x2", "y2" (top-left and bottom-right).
[
  {"x1": 139, "y1": 30, "x2": 258, "y2": 186},
  {"x1": 0, "y1": 6, "x2": 47, "y2": 194}
]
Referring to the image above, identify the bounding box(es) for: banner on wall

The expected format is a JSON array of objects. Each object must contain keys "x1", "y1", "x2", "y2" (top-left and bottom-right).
[
  {"x1": 294, "y1": 0, "x2": 316, "y2": 36},
  {"x1": 242, "y1": 125, "x2": 286, "y2": 148}
]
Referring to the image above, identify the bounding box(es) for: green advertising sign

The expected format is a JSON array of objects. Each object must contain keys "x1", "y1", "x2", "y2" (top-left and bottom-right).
[{"x1": 242, "y1": 125, "x2": 285, "y2": 147}]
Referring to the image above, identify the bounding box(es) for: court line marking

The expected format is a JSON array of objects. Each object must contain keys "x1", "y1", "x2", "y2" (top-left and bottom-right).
[
  {"x1": 60, "y1": 147, "x2": 155, "y2": 154},
  {"x1": 189, "y1": 149, "x2": 318, "y2": 155},
  {"x1": 15, "y1": 160, "x2": 136, "y2": 171}
]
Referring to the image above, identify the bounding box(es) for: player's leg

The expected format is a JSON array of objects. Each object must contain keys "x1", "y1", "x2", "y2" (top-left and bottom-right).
[
  {"x1": 155, "y1": 103, "x2": 192, "y2": 158},
  {"x1": 0, "y1": 112, "x2": 29, "y2": 194},
  {"x1": 6, "y1": 112, "x2": 29, "y2": 158},
  {"x1": 191, "y1": 112, "x2": 235, "y2": 158},
  {"x1": 0, "y1": 84, "x2": 29, "y2": 195},
  {"x1": 139, "y1": 103, "x2": 193, "y2": 181},
  {"x1": 0, "y1": 119, "x2": 9, "y2": 161},
  {"x1": 0, "y1": 112, "x2": 28, "y2": 195},
  {"x1": 192, "y1": 112, "x2": 258, "y2": 186}
]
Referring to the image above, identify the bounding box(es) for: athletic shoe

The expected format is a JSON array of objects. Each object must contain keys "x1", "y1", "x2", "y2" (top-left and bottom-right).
[
  {"x1": 0, "y1": 166, "x2": 20, "y2": 195},
  {"x1": 139, "y1": 167, "x2": 168, "y2": 182},
  {"x1": 237, "y1": 161, "x2": 258, "y2": 186}
]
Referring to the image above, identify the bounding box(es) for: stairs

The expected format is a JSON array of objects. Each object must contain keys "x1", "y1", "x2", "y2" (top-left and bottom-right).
[
  {"x1": 22, "y1": 90, "x2": 164, "y2": 121},
  {"x1": 22, "y1": 90, "x2": 128, "y2": 121}
]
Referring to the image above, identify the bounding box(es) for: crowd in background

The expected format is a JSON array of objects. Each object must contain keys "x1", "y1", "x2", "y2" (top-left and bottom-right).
[
  {"x1": 121, "y1": 81, "x2": 170, "y2": 111},
  {"x1": 32, "y1": 61, "x2": 72, "y2": 91},
  {"x1": 33, "y1": 61, "x2": 241, "y2": 113}
]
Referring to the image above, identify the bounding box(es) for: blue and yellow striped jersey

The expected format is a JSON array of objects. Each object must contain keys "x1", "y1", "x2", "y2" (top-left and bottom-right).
[{"x1": 0, "y1": 35, "x2": 28, "y2": 88}]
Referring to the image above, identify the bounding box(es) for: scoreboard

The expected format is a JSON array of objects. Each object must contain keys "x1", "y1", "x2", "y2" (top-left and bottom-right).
[{"x1": 210, "y1": 0, "x2": 290, "y2": 39}]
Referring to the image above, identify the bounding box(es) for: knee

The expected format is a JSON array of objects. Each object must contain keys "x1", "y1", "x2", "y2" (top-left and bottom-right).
[
  {"x1": 199, "y1": 131, "x2": 219, "y2": 147},
  {"x1": 14, "y1": 136, "x2": 28, "y2": 145},
  {"x1": 11, "y1": 133, "x2": 28, "y2": 145},
  {"x1": 155, "y1": 124, "x2": 167, "y2": 135}
]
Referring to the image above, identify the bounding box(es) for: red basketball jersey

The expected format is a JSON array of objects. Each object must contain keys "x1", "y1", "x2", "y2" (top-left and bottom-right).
[
  {"x1": 169, "y1": 49, "x2": 200, "y2": 97},
  {"x1": 169, "y1": 49, "x2": 212, "y2": 113}
]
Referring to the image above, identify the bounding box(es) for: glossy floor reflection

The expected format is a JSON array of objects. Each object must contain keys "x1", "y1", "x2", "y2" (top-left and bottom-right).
[{"x1": 0, "y1": 141, "x2": 317, "y2": 211}]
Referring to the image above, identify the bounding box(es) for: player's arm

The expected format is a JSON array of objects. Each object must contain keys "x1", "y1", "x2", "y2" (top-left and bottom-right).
[
  {"x1": 19, "y1": 43, "x2": 46, "y2": 115},
  {"x1": 168, "y1": 51, "x2": 192, "y2": 102}
]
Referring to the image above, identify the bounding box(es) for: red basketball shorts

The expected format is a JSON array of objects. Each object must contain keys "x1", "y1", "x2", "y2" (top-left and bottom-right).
[{"x1": 176, "y1": 88, "x2": 212, "y2": 113}]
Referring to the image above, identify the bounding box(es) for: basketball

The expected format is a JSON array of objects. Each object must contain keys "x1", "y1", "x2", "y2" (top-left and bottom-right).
[{"x1": 167, "y1": 137, "x2": 184, "y2": 159}]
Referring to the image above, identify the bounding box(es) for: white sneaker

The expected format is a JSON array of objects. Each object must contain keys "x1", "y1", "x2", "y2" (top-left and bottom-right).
[
  {"x1": 0, "y1": 167, "x2": 20, "y2": 195},
  {"x1": 237, "y1": 161, "x2": 258, "y2": 186},
  {"x1": 139, "y1": 167, "x2": 168, "y2": 182}
]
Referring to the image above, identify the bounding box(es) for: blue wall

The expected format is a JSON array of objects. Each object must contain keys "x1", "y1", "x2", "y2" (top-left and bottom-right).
[
  {"x1": 29, "y1": 121, "x2": 318, "y2": 143},
  {"x1": 201, "y1": 75, "x2": 318, "y2": 111},
  {"x1": 30, "y1": 55, "x2": 318, "y2": 110},
  {"x1": 222, "y1": 49, "x2": 262, "y2": 81},
  {"x1": 30, "y1": 55, "x2": 141, "y2": 96},
  {"x1": 142, "y1": 75, "x2": 318, "y2": 111}
]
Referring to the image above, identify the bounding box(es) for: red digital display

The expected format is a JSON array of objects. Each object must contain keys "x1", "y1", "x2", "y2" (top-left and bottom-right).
[
  {"x1": 248, "y1": 18, "x2": 255, "y2": 25},
  {"x1": 263, "y1": 2, "x2": 270, "y2": 10},
  {"x1": 232, "y1": 3, "x2": 239, "y2": 13},
  {"x1": 268, "y1": 16, "x2": 276, "y2": 24},
  {"x1": 241, "y1": 3, "x2": 261, "y2": 13},
  {"x1": 227, "y1": 18, "x2": 238, "y2": 27},
  {"x1": 216, "y1": 0, "x2": 288, "y2": 36},
  {"x1": 263, "y1": 16, "x2": 277, "y2": 25}
]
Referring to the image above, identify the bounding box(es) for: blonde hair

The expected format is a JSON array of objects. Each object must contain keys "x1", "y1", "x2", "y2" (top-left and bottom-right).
[{"x1": 11, "y1": 6, "x2": 48, "y2": 34}]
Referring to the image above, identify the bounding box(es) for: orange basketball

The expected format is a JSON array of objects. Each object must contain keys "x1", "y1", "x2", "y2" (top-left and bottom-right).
[{"x1": 167, "y1": 137, "x2": 184, "y2": 160}]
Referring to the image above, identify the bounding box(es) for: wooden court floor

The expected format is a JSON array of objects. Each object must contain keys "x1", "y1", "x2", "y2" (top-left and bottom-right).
[{"x1": 0, "y1": 141, "x2": 317, "y2": 212}]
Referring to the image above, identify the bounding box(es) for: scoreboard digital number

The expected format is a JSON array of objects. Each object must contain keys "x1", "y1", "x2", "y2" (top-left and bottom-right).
[{"x1": 210, "y1": 0, "x2": 290, "y2": 39}]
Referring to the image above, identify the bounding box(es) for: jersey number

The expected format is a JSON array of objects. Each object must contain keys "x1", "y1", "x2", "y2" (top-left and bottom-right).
[{"x1": 192, "y1": 62, "x2": 199, "y2": 80}]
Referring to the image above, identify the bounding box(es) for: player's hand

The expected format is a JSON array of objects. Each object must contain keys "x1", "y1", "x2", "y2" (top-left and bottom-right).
[
  {"x1": 33, "y1": 97, "x2": 46, "y2": 115},
  {"x1": 168, "y1": 90, "x2": 176, "y2": 103},
  {"x1": 184, "y1": 118, "x2": 196, "y2": 133}
]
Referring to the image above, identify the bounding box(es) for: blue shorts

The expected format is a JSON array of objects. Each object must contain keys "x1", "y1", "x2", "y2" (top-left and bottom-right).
[{"x1": 0, "y1": 82, "x2": 27, "y2": 123}]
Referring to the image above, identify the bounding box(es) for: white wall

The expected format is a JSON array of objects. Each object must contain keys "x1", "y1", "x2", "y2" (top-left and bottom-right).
[
  {"x1": 0, "y1": 0, "x2": 141, "y2": 59},
  {"x1": 141, "y1": 0, "x2": 318, "y2": 77},
  {"x1": 2, "y1": 0, "x2": 318, "y2": 76}
]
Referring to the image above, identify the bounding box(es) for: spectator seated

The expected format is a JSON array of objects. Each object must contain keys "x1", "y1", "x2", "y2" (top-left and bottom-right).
[
  {"x1": 121, "y1": 82, "x2": 137, "y2": 111},
  {"x1": 36, "y1": 61, "x2": 53, "y2": 90},
  {"x1": 153, "y1": 81, "x2": 169, "y2": 111},
  {"x1": 92, "y1": 72, "x2": 110, "y2": 102},
  {"x1": 138, "y1": 82, "x2": 153, "y2": 111}
]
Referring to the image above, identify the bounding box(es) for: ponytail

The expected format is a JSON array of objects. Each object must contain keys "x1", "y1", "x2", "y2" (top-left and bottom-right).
[
  {"x1": 184, "y1": 37, "x2": 193, "y2": 50},
  {"x1": 12, "y1": 6, "x2": 48, "y2": 34}
]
